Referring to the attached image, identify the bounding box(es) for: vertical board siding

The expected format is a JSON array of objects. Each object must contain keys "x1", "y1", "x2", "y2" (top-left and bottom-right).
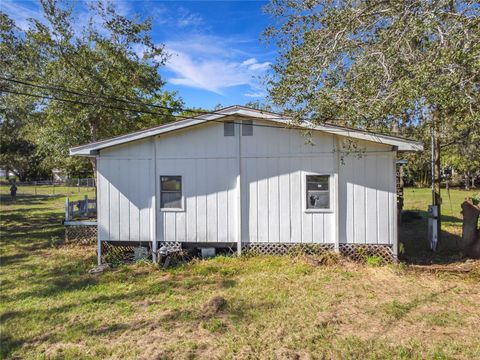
[
  {"x1": 97, "y1": 154, "x2": 153, "y2": 242},
  {"x1": 196, "y1": 158, "x2": 207, "y2": 242},
  {"x1": 339, "y1": 151, "x2": 395, "y2": 245},
  {"x1": 98, "y1": 120, "x2": 395, "y2": 247},
  {"x1": 153, "y1": 121, "x2": 339, "y2": 245},
  {"x1": 206, "y1": 159, "x2": 218, "y2": 242},
  {"x1": 241, "y1": 154, "x2": 336, "y2": 244},
  {"x1": 156, "y1": 156, "x2": 238, "y2": 243},
  {"x1": 365, "y1": 156, "x2": 378, "y2": 244},
  {"x1": 97, "y1": 159, "x2": 109, "y2": 241}
]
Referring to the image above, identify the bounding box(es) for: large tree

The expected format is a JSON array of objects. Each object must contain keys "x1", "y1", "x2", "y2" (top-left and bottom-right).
[
  {"x1": 265, "y1": 0, "x2": 480, "y2": 240},
  {"x1": 1, "y1": 0, "x2": 182, "y2": 176}
]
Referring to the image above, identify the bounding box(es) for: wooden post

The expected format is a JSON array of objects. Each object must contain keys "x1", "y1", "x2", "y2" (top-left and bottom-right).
[
  {"x1": 434, "y1": 130, "x2": 442, "y2": 242},
  {"x1": 430, "y1": 111, "x2": 442, "y2": 248},
  {"x1": 236, "y1": 122, "x2": 242, "y2": 256},
  {"x1": 334, "y1": 137, "x2": 340, "y2": 253},
  {"x1": 461, "y1": 200, "x2": 480, "y2": 258},
  {"x1": 84, "y1": 195, "x2": 88, "y2": 217},
  {"x1": 97, "y1": 240, "x2": 102, "y2": 265}
]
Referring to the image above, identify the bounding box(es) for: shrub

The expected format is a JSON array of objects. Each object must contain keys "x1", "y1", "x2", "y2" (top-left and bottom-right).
[{"x1": 365, "y1": 255, "x2": 383, "y2": 267}]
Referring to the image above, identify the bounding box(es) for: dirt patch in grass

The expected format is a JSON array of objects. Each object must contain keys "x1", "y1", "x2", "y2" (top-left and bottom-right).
[{"x1": 202, "y1": 296, "x2": 227, "y2": 317}]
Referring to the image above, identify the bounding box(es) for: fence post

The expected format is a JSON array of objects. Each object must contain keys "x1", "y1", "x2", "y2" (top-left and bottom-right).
[
  {"x1": 84, "y1": 194, "x2": 88, "y2": 217},
  {"x1": 65, "y1": 197, "x2": 70, "y2": 221}
]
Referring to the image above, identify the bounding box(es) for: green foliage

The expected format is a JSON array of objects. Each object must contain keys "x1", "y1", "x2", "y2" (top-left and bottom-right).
[
  {"x1": 384, "y1": 300, "x2": 413, "y2": 320},
  {"x1": 365, "y1": 255, "x2": 383, "y2": 267},
  {"x1": 472, "y1": 193, "x2": 480, "y2": 206},
  {"x1": 201, "y1": 319, "x2": 226, "y2": 333},
  {"x1": 265, "y1": 0, "x2": 480, "y2": 184},
  {"x1": 1, "y1": 0, "x2": 182, "y2": 176}
]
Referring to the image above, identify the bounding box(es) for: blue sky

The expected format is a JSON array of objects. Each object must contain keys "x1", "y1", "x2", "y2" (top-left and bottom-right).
[{"x1": 1, "y1": 0, "x2": 275, "y2": 109}]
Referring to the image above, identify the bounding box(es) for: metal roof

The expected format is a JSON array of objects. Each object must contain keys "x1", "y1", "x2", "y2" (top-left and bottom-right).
[{"x1": 70, "y1": 105, "x2": 423, "y2": 156}]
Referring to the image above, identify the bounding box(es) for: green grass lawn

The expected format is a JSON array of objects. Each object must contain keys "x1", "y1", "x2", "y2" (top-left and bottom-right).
[
  {"x1": 1, "y1": 189, "x2": 479, "y2": 359},
  {"x1": 401, "y1": 187, "x2": 479, "y2": 262}
]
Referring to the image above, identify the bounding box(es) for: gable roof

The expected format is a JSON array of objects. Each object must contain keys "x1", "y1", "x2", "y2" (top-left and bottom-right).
[{"x1": 70, "y1": 105, "x2": 423, "y2": 156}]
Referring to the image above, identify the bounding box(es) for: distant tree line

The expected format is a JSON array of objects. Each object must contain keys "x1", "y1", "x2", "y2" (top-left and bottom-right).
[{"x1": 1, "y1": 0, "x2": 182, "y2": 181}]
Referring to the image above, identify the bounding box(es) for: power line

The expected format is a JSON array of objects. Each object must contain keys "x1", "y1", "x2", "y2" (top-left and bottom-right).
[
  {"x1": 0, "y1": 88, "x2": 300, "y2": 130},
  {"x1": 0, "y1": 76, "x2": 187, "y2": 115},
  {"x1": 0, "y1": 75, "x2": 349, "y2": 124},
  {"x1": 1, "y1": 78, "x2": 395, "y2": 137},
  {"x1": 0, "y1": 76, "x2": 285, "y2": 121},
  {"x1": 0, "y1": 88, "x2": 172, "y2": 117}
]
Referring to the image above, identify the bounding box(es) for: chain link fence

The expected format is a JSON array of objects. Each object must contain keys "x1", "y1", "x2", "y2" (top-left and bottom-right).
[{"x1": 0, "y1": 178, "x2": 96, "y2": 197}]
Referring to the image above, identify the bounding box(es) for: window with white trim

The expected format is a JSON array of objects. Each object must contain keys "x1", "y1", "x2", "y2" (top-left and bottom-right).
[
  {"x1": 160, "y1": 176, "x2": 182, "y2": 209},
  {"x1": 306, "y1": 175, "x2": 330, "y2": 209}
]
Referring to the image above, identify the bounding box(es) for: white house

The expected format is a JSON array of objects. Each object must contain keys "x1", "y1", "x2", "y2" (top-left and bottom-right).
[{"x1": 70, "y1": 106, "x2": 423, "y2": 264}]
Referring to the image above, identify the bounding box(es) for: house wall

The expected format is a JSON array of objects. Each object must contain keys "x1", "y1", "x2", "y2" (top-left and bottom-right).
[
  {"x1": 96, "y1": 118, "x2": 397, "y2": 247},
  {"x1": 239, "y1": 121, "x2": 337, "y2": 244},
  {"x1": 97, "y1": 139, "x2": 154, "y2": 242},
  {"x1": 154, "y1": 122, "x2": 238, "y2": 243},
  {"x1": 338, "y1": 140, "x2": 396, "y2": 246}
]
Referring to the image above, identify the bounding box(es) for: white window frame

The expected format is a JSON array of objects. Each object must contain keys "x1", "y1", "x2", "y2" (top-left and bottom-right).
[
  {"x1": 159, "y1": 175, "x2": 185, "y2": 212},
  {"x1": 302, "y1": 171, "x2": 334, "y2": 213}
]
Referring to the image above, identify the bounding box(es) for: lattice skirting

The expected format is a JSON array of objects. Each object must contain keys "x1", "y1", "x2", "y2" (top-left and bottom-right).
[
  {"x1": 242, "y1": 243, "x2": 335, "y2": 256},
  {"x1": 101, "y1": 241, "x2": 182, "y2": 263},
  {"x1": 98, "y1": 241, "x2": 395, "y2": 263},
  {"x1": 101, "y1": 242, "x2": 150, "y2": 263},
  {"x1": 65, "y1": 225, "x2": 97, "y2": 245},
  {"x1": 339, "y1": 244, "x2": 396, "y2": 263},
  {"x1": 158, "y1": 241, "x2": 182, "y2": 252}
]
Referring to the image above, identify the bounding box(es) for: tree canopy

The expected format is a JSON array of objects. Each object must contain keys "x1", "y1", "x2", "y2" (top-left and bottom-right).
[
  {"x1": 1, "y1": 0, "x2": 182, "y2": 179},
  {"x1": 265, "y1": 0, "x2": 480, "y2": 201},
  {"x1": 265, "y1": 0, "x2": 479, "y2": 130}
]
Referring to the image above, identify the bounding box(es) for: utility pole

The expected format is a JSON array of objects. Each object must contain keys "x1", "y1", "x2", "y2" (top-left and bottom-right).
[{"x1": 428, "y1": 111, "x2": 441, "y2": 251}]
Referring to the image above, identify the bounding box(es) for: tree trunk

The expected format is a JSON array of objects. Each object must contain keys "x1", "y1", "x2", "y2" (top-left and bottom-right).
[
  {"x1": 89, "y1": 121, "x2": 98, "y2": 181},
  {"x1": 89, "y1": 157, "x2": 97, "y2": 178},
  {"x1": 465, "y1": 171, "x2": 470, "y2": 190},
  {"x1": 461, "y1": 200, "x2": 480, "y2": 258}
]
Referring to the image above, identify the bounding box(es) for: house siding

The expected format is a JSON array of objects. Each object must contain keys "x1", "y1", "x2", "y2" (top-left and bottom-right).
[{"x1": 96, "y1": 118, "x2": 396, "y2": 247}]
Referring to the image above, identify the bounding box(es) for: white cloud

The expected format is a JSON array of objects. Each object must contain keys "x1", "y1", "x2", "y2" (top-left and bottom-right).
[
  {"x1": 177, "y1": 7, "x2": 203, "y2": 28},
  {"x1": 150, "y1": 5, "x2": 203, "y2": 29},
  {"x1": 242, "y1": 58, "x2": 258, "y2": 66},
  {"x1": 164, "y1": 39, "x2": 270, "y2": 95},
  {"x1": 0, "y1": 0, "x2": 44, "y2": 30},
  {"x1": 245, "y1": 91, "x2": 268, "y2": 98}
]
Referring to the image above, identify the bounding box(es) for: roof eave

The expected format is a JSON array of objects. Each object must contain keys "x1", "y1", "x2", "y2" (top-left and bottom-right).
[{"x1": 68, "y1": 106, "x2": 424, "y2": 155}]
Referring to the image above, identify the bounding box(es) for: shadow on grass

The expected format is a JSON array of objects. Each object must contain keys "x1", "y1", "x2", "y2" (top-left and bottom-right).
[
  {"x1": 399, "y1": 210, "x2": 466, "y2": 264},
  {"x1": 0, "y1": 267, "x2": 253, "y2": 358},
  {"x1": 1, "y1": 194, "x2": 65, "y2": 206}
]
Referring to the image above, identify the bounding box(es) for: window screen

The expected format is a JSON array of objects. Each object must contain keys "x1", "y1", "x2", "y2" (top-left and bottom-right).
[
  {"x1": 224, "y1": 121, "x2": 235, "y2": 136},
  {"x1": 160, "y1": 176, "x2": 182, "y2": 209},
  {"x1": 242, "y1": 120, "x2": 253, "y2": 136},
  {"x1": 306, "y1": 175, "x2": 330, "y2": 209}
]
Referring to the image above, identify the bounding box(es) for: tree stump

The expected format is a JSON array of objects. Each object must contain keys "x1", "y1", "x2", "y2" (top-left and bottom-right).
[{"x1": 461, "y1": 199, "x2": 480, "y2": 258}]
